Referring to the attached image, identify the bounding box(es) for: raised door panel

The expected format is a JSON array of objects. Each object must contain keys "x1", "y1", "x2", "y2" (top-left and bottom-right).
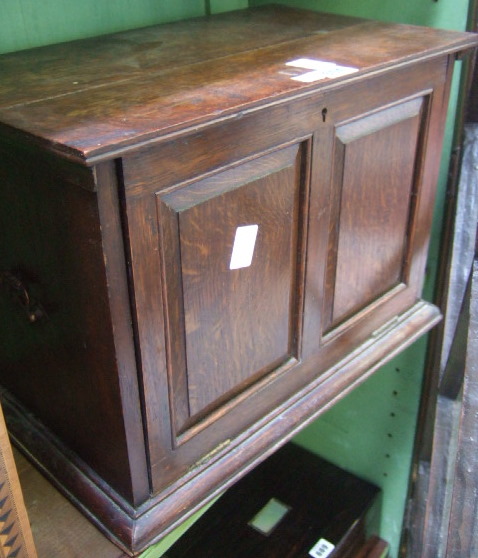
[
  {"x1": 157, "y1": 145, "x2": 304, "y2": 437},
  {"x1": 323, "y1": 97, "x2": 425, "y2": 336}
]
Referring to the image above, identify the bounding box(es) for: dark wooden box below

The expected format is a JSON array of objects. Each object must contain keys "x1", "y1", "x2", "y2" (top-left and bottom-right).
[{"x1": 164, "y1": 443, "x2": 381, "y2": 558}]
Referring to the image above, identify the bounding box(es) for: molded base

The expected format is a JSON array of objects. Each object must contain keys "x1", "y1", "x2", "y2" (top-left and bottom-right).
[{"x1": 0, "y1": 301, "x2": 440, "y2": 555}]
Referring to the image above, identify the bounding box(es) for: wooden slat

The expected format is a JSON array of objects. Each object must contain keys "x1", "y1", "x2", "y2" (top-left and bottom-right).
[
  {"x1": 0, "y1": 406, "x2": 37, "y2": 558},
  {"x1": 403, "y1": 121, "x2": 478, "y2": 557},
  {"x1": 445, "y1": 256, "x2": 478, "y2": 557},
  {"x1": 355, "y1": 535, "x2": 390, "y2": 558},
  {"x1": 415, "y1": 252, "x2": 478, "y2": 557}
]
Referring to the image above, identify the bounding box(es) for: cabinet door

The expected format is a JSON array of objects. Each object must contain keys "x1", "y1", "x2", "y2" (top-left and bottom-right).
[
  {"x1": 316, "y1": 57, "x2": 451, "y2": 364},
  {"x1": 325, "y1": 97, "x2": 424, "y2": 331},
  {"x1": 121, "y1": 109, "x2": 323, "y2": 492},
  {"x1": 157, "y1": 145, "x2": 304, "y2": 431}
]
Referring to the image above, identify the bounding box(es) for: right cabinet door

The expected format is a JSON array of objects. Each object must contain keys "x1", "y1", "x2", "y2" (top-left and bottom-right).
[
  {"x1": 316, "y1": 57, "x2": 451, "y2": 359},
  {"x1": 326, "y1": 97, "x2": 424, "y2": 330}
]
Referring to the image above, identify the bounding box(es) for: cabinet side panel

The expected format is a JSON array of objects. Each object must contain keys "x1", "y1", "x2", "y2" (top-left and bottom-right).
[{"x1": 0, "y1": 139, "x2": 139, "y2": 502}]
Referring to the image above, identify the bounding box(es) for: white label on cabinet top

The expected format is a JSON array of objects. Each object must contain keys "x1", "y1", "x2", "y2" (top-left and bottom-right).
[
  {"x1": 286, "y1": 58, "x2": 336, "y2": 71},
  {"x1": 286, "y1": 57, "x2": 358, "y2": 82},
  {"x1": 229, "y1": 225, "x2": 258, "y2": 270},
  {"x1": 309, "y1": 538, "x2": 335, "y2": 558}
]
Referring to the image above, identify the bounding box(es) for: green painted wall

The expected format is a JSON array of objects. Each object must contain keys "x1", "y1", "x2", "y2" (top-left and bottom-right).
[
  {"x1": 252, "y1": 0, "x2": 470, "y2": 28},
  {"x1": 0, "y1": 0, "x2": 199, "y2": 54},
  {"x1": 0, "y1": 0, "x2": 248, "y2": 54},
  {"x1": 0, "y1": 1, "x2": 470, "y2": 557}
]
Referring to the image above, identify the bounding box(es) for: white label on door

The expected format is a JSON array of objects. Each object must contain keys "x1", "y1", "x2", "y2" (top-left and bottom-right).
[
  {"x1": 229, "y1": 225, "x2": 258, "y2": 270},
  {"x1": 309, "y1": 538, "x2": 335, "y2": 558}
]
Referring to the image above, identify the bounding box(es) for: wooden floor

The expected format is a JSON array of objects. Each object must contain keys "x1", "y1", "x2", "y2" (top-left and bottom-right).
[{"x1": 13, "y1": 448, "x2": 128, "y2": 558}]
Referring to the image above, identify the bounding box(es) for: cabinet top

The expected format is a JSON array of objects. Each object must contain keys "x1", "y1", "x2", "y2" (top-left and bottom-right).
[{"x1": 0, "y1": 5, "x2": 476, "y2": 164}]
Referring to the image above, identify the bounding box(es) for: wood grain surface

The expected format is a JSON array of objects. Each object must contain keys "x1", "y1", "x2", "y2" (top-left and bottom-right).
[{"x1": 0, "y1": 6, "x2": 476, "y2": 162}]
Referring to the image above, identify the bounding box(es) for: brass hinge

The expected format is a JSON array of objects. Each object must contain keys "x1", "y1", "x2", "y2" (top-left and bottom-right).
[{"x1": 189, "y1": 439, "x2": 231, "y2": 471}]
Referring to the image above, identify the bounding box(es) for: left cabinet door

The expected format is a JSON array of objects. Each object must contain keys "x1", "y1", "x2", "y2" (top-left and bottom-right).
[
  {"x1": 157, "y1": 145, "x2": 303, "y2": 431},
  {"x1": 120, "y1": 108, "x2": 324, "y2": 493}
]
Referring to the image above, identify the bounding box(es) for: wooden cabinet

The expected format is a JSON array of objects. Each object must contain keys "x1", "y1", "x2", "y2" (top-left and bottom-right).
[{"x1": 0, "y1": 5, "x2": 476, "y2": 554}]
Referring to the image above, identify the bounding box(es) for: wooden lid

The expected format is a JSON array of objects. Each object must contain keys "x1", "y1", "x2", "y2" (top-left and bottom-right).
[{"x1": 0, "y1": 5, "x2": 476, "y2": 163}]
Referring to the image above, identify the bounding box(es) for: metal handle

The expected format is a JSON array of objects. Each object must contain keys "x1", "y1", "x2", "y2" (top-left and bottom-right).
[{"x1": 0, "y1": 271, "x2": 46, "y2": 323}]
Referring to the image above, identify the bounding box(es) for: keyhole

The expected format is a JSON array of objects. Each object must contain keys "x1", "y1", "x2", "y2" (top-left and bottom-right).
[{"x1": 322, "y1": 108, "x2": 328, "y2": 122}]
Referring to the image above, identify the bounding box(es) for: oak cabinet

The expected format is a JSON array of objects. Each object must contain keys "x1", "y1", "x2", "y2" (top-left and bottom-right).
[{"x1": 0, "y1": 5, "x2": 476, "y2": 554}]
